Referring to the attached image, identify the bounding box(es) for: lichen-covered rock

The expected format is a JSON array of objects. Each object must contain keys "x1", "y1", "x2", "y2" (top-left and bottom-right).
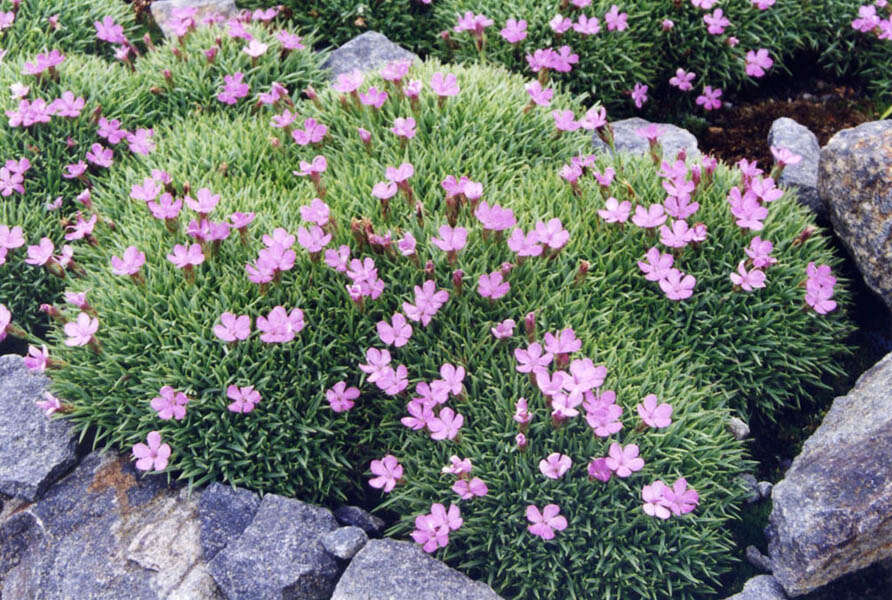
[
  {"x1": 334, "y1": 505, "x2": 385, "y2": 537},
  {"x1": 0, "y1": 452, "x2": 221, "y2": 599},
  {"x1": 768, "y1": 118, "x2": 822, "y2": 215},
  {"x1": 767, "y1": 351, "x2": 892, "y2": 596},
  {"x1": 322, "y1": 32, "x2": 419, "y2": 81},
  {"x1": 321, "y1": 526, "x2": 368, "y2": 560},
  {"x1": 722, "y1": 576, "x2": 787, "y2": 600},
  {"x1": 331, "y1": 539, "x2": 502, "y2": 600},
  {"x1": 819, "y1": 120, "x2": 892, "y2": 311},
  {"x1": 727, "y1": 416, "x2": 750, "y2": 440},
  {"x1": 150, "y1": 0, "x2": 237, "y2": 38},
  {"x1": 208, "y1": 494, "x2": 339, "y2": 600},
  {"x1": 0, "y1": 355, "x2": 78, "y2": 501},
  {"x1": 592, "y1": 117, "x2": 701, "y2": 160},
  {"x1": 197, "y1": 482, "x2": 261, "y2": 561}
]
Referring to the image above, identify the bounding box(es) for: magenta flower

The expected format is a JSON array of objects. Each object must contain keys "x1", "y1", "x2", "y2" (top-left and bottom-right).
[
  {"x1": 745, "y1": 48, "x2": 773, "y2": 77},
  {"x1": 390, "y1": 116, "x2": 417, "y2": 139},
  {"x1": 227, "y1": 385, "x2": 261, "y2": 413},
  {"x1": 539, "y1": 452, "x2": 572, "y2": 479},
  {"x1": 585, "y1": 402, "x2": 623, "y2": 437},
  {"x1": 369, "y1": 455, "x2": 403, "y2": 492},
  {"x1": 703, "y1": 8, "x2": 731, "y2": 34},
  {"x1": 403, "y1": 280, "x2": 449, "y2": 326},
  {"x1": 271, "y1": 109, "x2": 296, "y2": 129},
  {"x1": 574, "y1": 14, "x2": 601, "y2": 35},
  {"x1": 588, "y1": 458, "x2": 612, "y2": 483},
  {"x1": 25, "y1": 237, "x2": 55, "y2": 266},
  {"x1": 605, "y1": 442, "x2": 644, "y2": 477},
  {"x1": 377, "y1": 313, "x2": 413, "y2": 347},
  {"x1": 127, "y1": 128, "x2": 155, "y2": 156},
  {"x1": 359, "y1": 86, "x2": 388, "y2": 109},
  {"x1": 659, "y1": 268, "x2": 696, "y2": 300},
  {"x1": 669, "y1": 68, "x2": 696, "y2": 91},
  {"x1": 292, "y1": 119, "x2": 328, "y2": 146},
  {"x1": 148, "y1": 193, "x2": 182, "y2": 221},
  {"x1": 64, "y1": 213, "x2": 97, "y2": 242},
  {"x1": 217, "y1": 72, "x2": 250, "y2": 105},
  {"x1": 167, "y1": 243, "x2": 204, "y2": 269},
  {"x1": 431, "y1": 224, "x2": 468, "y2": 253},
  {"x1": 491, "y1": 318, "x2": 515, "y2": 339},
  {"x1": 534, "y1": 218, "x2": 570, "y2": 250},
  {"x1": 24, "y1": 345, "x2": 49, "y2": 372},
  {"x1": 132, "y1": 431, "x2": 171, "y2": 471},
  {"x1": 256, "y1": 306, "x2": 305, "y2": 343},
  {"x1": 324, "y1": 245, "x2": 351, "y2": 272},
  {"x1": 184, "y1": 188, "x2": 220, "y2": 216},
  {"x1": 333, "y1": 70, "x2": 364, "y2": 94},
  {"x1": 151, "y1": 386, "x2": 189, "y2": 421},
  {"x1": 745, "y1": 236, "x2": 777, "y2": 268},
  {"x1": 552, "y1": 109, "x2": 579, "y2": 132},
  {"x1": 526, "y1": 504, "x2": 568, "y2": 540},
  {"x1": 696, "y1": 85, "x2": 723, "y2": 111},
  {"x1": 98, "y1": 117, "x2": 127, "y2": 144},
  {"x1": 501, "y1": 18, "x2": 528, "y2": 43},
  {"x1": 728, "y1": 187, "x2": 768, "y2": 230},
  {"x1": 637, "y1": 394, "x2": 673, "y2": 428},
  {"x1": 453, "y1": 477, "x2": 488, "y2": 500},
  {"x1": 730, "y1": 261, "x2": 767, "y2": 291},
  {"x1": 95, "y1": 15, "x2": 126, "y2": 44},
  {"x1": 401, "y1": 398, "x2": 434, "y2": 430},
  {"x1": 659, "y1": 220, "x2": 692, "y2": 249},
  {"x1": 438, "y1": 363, "x2": 466, "y2": 397},
  {"x1": 642, "y1": 481, "x2": 672, "y2": 519},
  {"x1": 477, "y1": 271, "x2": 510, "y2": 300},
  {"x1": 86, "y1": 143, "x2": 113, "y2": 168},
  {"x1": 49, "y1": 91, "x2": 85, "y2": 118},
  {"x1": 430, "y1": 72, "x2": 460, "y2": 97},
  {"x1": 298, "y1": 198, "x2": 330, "y2": 227},
  {"x1": 515, "y1": 342, "x2": 553, "y2": 376},
  {"x1": 428, "y1": 407, "x2": 464, "y2": 440},
  {"x1": 110, "y1": 246, "x2": 146, "y2": 277},
  {"x1": 326, "y1": 381, "x2": 360, "y2": 413},
  {"x1": 630, "y1": 82, "x2": 648, "y2": 108},
  {"x1": 297, "y1": 225, "x2": 331, "y2": 254},
  {"x1": 662, "y1": 477, "x2": 700, "y2": 515},
  {"x1": 750, "y1": 177, "x2": 784, "y2": 203},
  {"x1": 598, "y1": 197, "x2": 631, "y2": 223},
  {"x1": 385, "y1": 162, "x2": 414, "y2": 183},
  {"x1": 63, "y1": 312, "x2": 99, "y2": 347},
  {"x1": 213, "y1": 313, "x2": 251, "y2": 342},
  {"x1": 522, "y1": 81, "x2": 553, "y2": 108},
  {"x1": 359, "y1": 347, "x2": 393, "y2": 383}
]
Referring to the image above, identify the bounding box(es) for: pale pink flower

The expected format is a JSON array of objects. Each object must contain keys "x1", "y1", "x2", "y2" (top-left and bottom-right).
[
  {"x1": 746, "y1": 236, "x2": 777, "y2": 268},
  {"x1": 669, "y1": 68, "x2": 696, "y2": 91},
  {"x1": 369, "y1": 455, "x2": 403, "y2": 492},
  {"x1": 36, "y1": 392, "x2": 63, "y2": 416},
  {"x1": 507, "y1": 228, "x2": 543, "y2": 258},
  {"x1": 605, "y1": 442, "x2": 644, "y2": 477},
  {"x1": 604, "y1": 5, "x2": 628, "y2": 31},
  {"x1": 631, "y1": 204, "x2": 667, "y2": 229},
  {"x1": 390, "y1": 116, "x2": 416, "y2": 139},
  {"x1": 167, "y1": 243, "x2": 204, "y2": 269},
  {"x1": 477, "y1": 271, "x2": 510, "y2": 300},
  {"x1": 431, "y1": 224, "x2": 468, "y2": 253},
  {"x1": 631, "y1": 83, "x2": 648, "y2": 108},
  {"x1": 745, "y1": 48, "x2": 773, "y2": 77},
  {"x1": 333, "y1": 70, "x2": 364, "y2": 94},
  {"x1": 227, "y1": 385, "x2": 261, "y2": 413},
  {"x1": 703, "y1": 8, "x2": 731, "y2": 34},
  {"x1": 385, "y1": 162, "x2": 414, "y2": 183},
  {"x1": 63, "y1": 312, "x2": 99, "y2": 347},
  {"x1": 110, "y1": 246, "x2": 145, "y2": 276},
  {"x1": 453, "y1": 477, "x2": 488, "y2": 500},
  {"x1": 544, "y1": 328, "x2": 581, "y2": 355},
  {"x1": 637, "y1": 394, "x2": 673, "y2": 428},
  {"x1": 428, "y1": 407, "x2": 464, "y2": 440},
  {"x1": 525, "y1": 80, "x2": 553, "y2": 106},
  {"x1": 132, "y1": 431, "x2": 171, "y2": 471},
  {"x1": 25, "y1": 237, "x2": 55, "y2": 266},
  {"x1": 598, "y1": 197, "x2": 631, "y2": 223},
  {"x1": 430, "y1": 72, "x2": 459, "y2": 97},
  {"x1": 588, "y1": 458, "x2": 612, "y2": 483},
  {"x1": 151, "y1": 386, "x2": 189, "y2": 420},
  {"x1": 501, "y1": 18, "x2": 528, "y2": 43},
  {"x1": 661, "y1": 477, "x2": 700, "y2": 515},
  {"x1": 515, "y1": 342, "x2": 553, "y2": 376},
  {"x1": 491, "y1": 318, "x2": 515, "y2": 339},
  {"x1": 585, "y1": 402, "x2": 623, "y2": 437},
  {"x1": 326, "y1": 381, "x2": 360, "y2": 413},
  {"x1": 377, "y1": 313, "x2": 413, "y2": 347},
  {"x1": 359, "y1": 86, "x2": 388, "y2": 109},
  {"x1": 256, "y1": 306, "x2": 305, "y2": 343},
  {"x1": 642, "y1": 481, "x2": 672, "y2": 519},
  {"x1": 659, "y1": 268, "x2": 697, "y2": 300},
  {"x1": 534, "y1": 218, "x2": 569, "y2": 250},
  {"x1": 696, "y1": 85, "x2": 723, "y2": 111},
  {"x1": 539, "y1": 452, "x2": 572, "y2": 479},
  {"x1": 24, "y1": 345, "x2": 49, "y2": 371},
  {"x1": 213, "y1": 313, "x2": 251, "y2": 342},
  {"x1": 526, "y1": 504, "x2": 568, "y2": 540},
  {"x1": 730, "y1": 260, "x2": 767, "y2": 291}
]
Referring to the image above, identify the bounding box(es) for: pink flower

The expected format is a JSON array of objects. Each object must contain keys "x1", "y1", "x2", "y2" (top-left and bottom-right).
[
  {"x1": 0, "y1": 225, "x2": 25, "y2": 252},
  {"x1": 574, "y1": 14, "x2": 601, "y2": 35},
  {"x1": 585, "y1": 401, "x2": 623, "y2": 437},
  {"x1": 661, "y1": 477, "x2": 700, "y2": 515},
  {"x1": 227, "y1": 385, "x2": 261, "y2": 413},
  {"x1": 431, "y1": 224, "x2": 468, "y2": 253},
  {"x1": 132, "y1": 431, "x2": 171, "y2": 471},
  {"x1": 637, "y1": 394, "x2": 673, "y2": 428},
  {"x1": 95, "y1": 16, "x2": 127, "y2": 44},
  {"x1": 745, "y1": 236, "x2": 777, "y2": 268},
  {"x1": 184, "y1": 188, "x2": 220, "y2": 216},
  {"x1": 696, "y1": 85, "x2": 723, "y2": 111},
  {"x1": 642, "y1": 481, "x2": 672, "y2": 519},
  {"x1": 745, "y1": 48, "x2": 773, "y2": 77},
  {"x1": 213, "y1": 313, "x2": 251, "y2": 342},
  {"x1": 148, "y1": 193, "x2": 182, "y2": 221},
  {"x1": 242, "y1": 39, "x2": 268, "y2": 58},
  {"x1": 669, "y1": 68, "x2": 696, "y2": 92},
  {"x1": 63, "y1": 312, "x2": 99, "y2": 347},
  {"x1": 526, "y1": 504, "x2": 568, "y2": 540},
  {"x1": 297, "y1": 225, "x2": 331, "y2": 254},
  {"x1": 217, "y1": 72, "x2": 250, "y2": 105},
  {"x1": 632, "y1": 204, "x2": 667, "y2": 229},
  {"x1": 385, "y1": 162, "x2": 414, "y2": 183},
  {"x1": 500, "y1": 18, "x2": 528, "y2": 43},
  {"x1": 730, "y1": 260, "x2": 767, "y2": 291},
  {"x1": 770, "y1": 146, "x2": 802, "y2": 168},
  {"x1": 598, "y1": 197, "x2": 631, "y2": 223},
  {"x1": 728, "y1": 187, "x2": 768, "y2": 230},
  {"x1": 380, "y1": 60, "x2": 411, "y2": 82},
  {"x1": 604, "y1": 5, "x2": 628, "y2": 31},
  {"x1": 277, "y1": 30, "x2": 304, "y2": 50},
  {"x1": 25, "y1": 238, "x2": 55, "y2": 266},
  {"x1": 659, "y1": 220, "x2": 693, "y2": 248},
  {"x1": 86, "y1": 143, "x2": 113, "y2": 168},
  {"x1": 477, "y1": 271, "x2": 510, "y2": 300},
  {"x1": 64, "y1": 213, "x2": 97, "y2": 242},
  {"x1": 24, "y1": 345, "x2": 49, "y2": 371},
  {"x1": 359, "y1": 347, "x2": 392, "y2": 383},
  {"x1": 36, "y1": 392, "x2": 63, "y2": 416},
  {"x1": 390, "y1": 116, "x2": 416, "y2": 139},
  {"x1": 750, "y1": 176, "x2": 784, "y2": 203},
  {"x1": 292, "y1": 119, "x2": 328, "y2": 146},
  {"x1": 631, "y1": 82, "x2": 648, "y2": 108},
  {"x1": 515, "y1": 342, "x2": 553, "y2": 376},
  {"x1": 403, "y1": 280, "x2": 449, "y2": 326},
  {"x1": 691, "y1": 0, "x2": 718, "y2": 8},
  {"x1": 544, "y1": 328, "x2": 581, "y2": 356},
  {"x1": 659, "y1": 268, "x2": 696, "y2": 300},
  {"x1": 637, "y1": 248, "x2": 675, "y2": 281},
  {"x1": 703, "y1": 8, "x2": 731, "y2": 34},
  {"x1": 167, "y1": 243, "x2": 204, "y2": 269},
  {"x1": 588, "y1": 458, "x2": 612, "y2": 483},
  {"x1": 256, "y1": 306, "x2": 305, "y2": 343},
  {"x1": 428, "y1": 407, "x2": 464, "y2": 440},
  {"x1": 605, "y1": 442, "x2": 644, "y2": 477},
  {"x1": 326, "y1": 381, "x2": 360, "y2": 413},
  {"x1": 534, "y1": 218, "x2": 569, "y2": 250},
  {"x1": 150, "y1": 386, "x2": 189, "y2": 420},
  {"x1": 438, "y1": 363, "x2": 465, "y2": 397},
  {"x1": 324, "y1": 245, "x2": 351, "y2": 272},
  {"x1": 110, "y1": 246, "x2": 146, "y2": 276},
  {"x1": 130, "y1": 177, "x2": 161, "y2": 203},
  {"x1": 0, "y1": 303, "x2": 10, "y2": 342},
  {"x1": 453, "y1": 477, "x2": 488, "y2": 500},
  {"x1": 369, "y1": 454, "x2": 403, "y2": 492},
  {"x1": 507, "y1": 228, "x2": 543, "y2": 257},
  {"x1": 127, "y1": 128, "x2": 155, "y2": 156},
  {"x1": 752, "y1": 0, "x2": 775, "y2": 8},
  {"x1": 474, "y1": 201, "x2": 516, "y2": 231},
  {"x1": 491, "y1": 318, "x2": 515, "y2": 339},
  {"x1": 552, "y1": 109, "x2": 579, "y2": 132},
  {"x1": 806, "y1": 284, "x2": 837, "y2": 314},
  {"x1": 430, "y1": 72, "x2": 459, "y2": 97},
  {"x1": 454, "y1": 11, "x2": 493, "y2": 36},
  {"x1": 49, "y1": 91, "x2": 85, "y2": 118},
  {"x1": 377, "y1": 313, "x2": 413, "y2": 347},
  {"x1": 539, "y1": 452, "x2": 572, "y2": 479},
  {"x1": 98, "y1": 117, "x2": 127, "y2": 144},
  {"x1": 22, "y1": 49, "x2": 65, "y2": 76},
  {"x1": 852, "y1": 5, "x2": 881, "y2": 32}
]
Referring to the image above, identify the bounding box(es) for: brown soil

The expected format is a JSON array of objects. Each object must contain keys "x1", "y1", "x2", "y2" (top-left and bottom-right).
[{"x1": 700, "y1": 85, "x2": 875, "y2": 167}]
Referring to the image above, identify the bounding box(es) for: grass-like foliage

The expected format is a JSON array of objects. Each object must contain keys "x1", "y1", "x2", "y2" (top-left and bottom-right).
[
  {"x1": 0, "y1": 0, "x2": 144, "y2": 60},
  {"x1": 40, "y1": 55, "x2": 849, "y2": 598}
]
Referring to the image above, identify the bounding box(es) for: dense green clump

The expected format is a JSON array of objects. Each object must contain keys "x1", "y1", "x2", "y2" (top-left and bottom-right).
[{"x1": 44, "y1": 58, "x2": 848, "y2": 598}]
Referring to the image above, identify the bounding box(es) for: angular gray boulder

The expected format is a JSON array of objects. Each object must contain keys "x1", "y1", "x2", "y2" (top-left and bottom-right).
[
  {"x1": 322, "y1": 32, "x2": 419, "y2": 81},
  {"x1": 334, "y1": 505, "x2": 385, "y2": 537},
  {"x1": 722, "y1": 575, "x2": 787, "y2": 600},
  {"x1": 321, "y1": 526, "x2": 368, "y2": 560},
  {"x1": 197, "y1": 482, "x2": 261, "y2": 561},
  {"x1": 208, "y1": 494, "x2": 340, "y2": 599},
  {"x1": 768, "y1": 118, "x2": 822, "y2": 215},
  {"x1": 151, "y1": 0, "x2": 237, "y2": 38},
  {"x1": 331, "y1": 539, "x2": 502, "y2": 600},
  {"x1": 592, "y1": 117, "x2": 701, "y2": 160},
  {"x1": 819, "y1": 120, "x2": 892, "y2": 311},
  {"x1": 0, "y1": 355, "x2": 78, "y2": 501},
  {"x1": 767, "y1": 351, "x2": 892, "y2": 596}
]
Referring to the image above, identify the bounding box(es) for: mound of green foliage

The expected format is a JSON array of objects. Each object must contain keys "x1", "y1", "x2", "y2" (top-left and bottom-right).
[{"x1": 40, "y1": 54, "x2": 850, "y2": 599}]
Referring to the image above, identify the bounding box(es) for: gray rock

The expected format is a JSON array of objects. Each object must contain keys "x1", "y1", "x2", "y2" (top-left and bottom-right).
[
  {"x1": 150, "y1": 0, "x2": 237, "y2": 38},
  {"x1": 757, "y1": 481, "x2": 773, "y2": 500},
  {"x1": 727, "y1": 416, "x2": 750, "y2": 440},
  {"x1": 768, "y1": 118, "x2": 822, "y2": 214},
  {"x1": 0, "y1": 355, "x2": 78, "y2": 501},
  {"x1": 740, "y1": 473, "x2": 759, "y2": 503},
  {"x1": 592, "y1": 117, "x2": 701, "y2": 160},
  {"x1": 723, "y1": 575, "x2": 787, "y2": 600},
  {"x1": 321, "y1": 526, "x2": 368, "y2": 560},
  {"x1": 746, "y1": 545, "x2": 772, "y2": 571},
  {"x1": 334, "y1": 505, "x2": 385, "y2": 537},
  {"x1": 322, "y1": 32, "x2": 419, "y2": 81},
  {"x1": 331, "y1": 539, "x2": 503, "y2": 600},
  {"x1": 208, "y1": 494, "x2": 339, "y2": 600},
  {"x1": 197, "y1": 482, "x2": 261, "y2": 561},
  {"x1": 0, "y1": 451, "x2": 221, "y2": 599},
  {"x1": 819, "y1": 120, "x2": 892, "y2": 311},
  {"x1": 767, "y1": 351, "x2": 892, "y2": 596}
]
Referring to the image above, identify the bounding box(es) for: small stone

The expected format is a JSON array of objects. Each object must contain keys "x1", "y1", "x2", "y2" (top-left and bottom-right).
[
  {"x1": 757, "y1": 481, "x2": 773, "y2": 500},
  {"x1": 322, "y1": 32, "x2": 419, "y2": 81},
  {"x1": 746, "y1": 545, "x2": 772, "y2": 572},
  {"x1": 727, "y1": 416, "x2": 750, "y2": 440},
  {"x1": 331, "y1": 539, "x2": 502, "y2": 600},
  {"x1": 334, "y1": 505, "x2": 385, "y2": 537},
  {"x1": 592, "y1": 117, "x2": 701, "y2": 160},
  {"x1": 740, "y1": 473, "x2": 759, "y2": 503},
  {"x1": 197, "y1": 482, "x2": 261, "y2": 561},
  {"x1": 0, "y1": 355, "x2": 78, "y2": 501},
  {"x1": 767, "y1": 117, "x2": 822, "y2": 215},
  {"x1": 150, "y1": 0, "x2": 237, "y2": 38},
  {"x1": 722, "y1": 575, "x2": 787, "y2": 600},
  {"x1": 321, "y1": 526, "x2": 368, "y2": 560},
  {"x1": 208, "y1": 494, "x2": 339, "y2": 600}
]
